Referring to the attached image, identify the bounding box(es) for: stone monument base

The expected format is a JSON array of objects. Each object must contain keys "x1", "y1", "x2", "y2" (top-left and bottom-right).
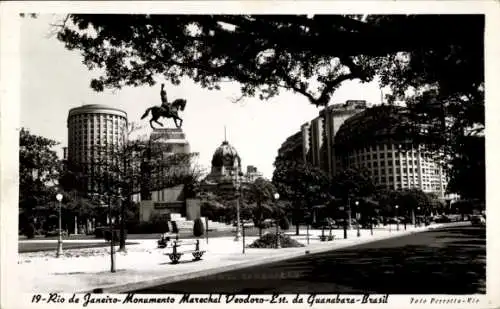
[{"x1": 150, "y1": 128, "x2": 190, "y2": 155}]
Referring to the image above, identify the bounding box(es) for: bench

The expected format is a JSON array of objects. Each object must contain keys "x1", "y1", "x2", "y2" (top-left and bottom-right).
[
  {"x1": 319, "y1": 228, "x2": 336, "y2": 242},
  {"x1": 320, "y1": 235, "x2": 335, "y2": 241},
  {"x1": 157, "y1": 221, "x2": 180, "y2": 248},
  {"x1": 157, "y1": 233, "x2": 178, "y2": 248},
  {"x1": 165, "y1": 239, "x2": 205, "y2": 264}
]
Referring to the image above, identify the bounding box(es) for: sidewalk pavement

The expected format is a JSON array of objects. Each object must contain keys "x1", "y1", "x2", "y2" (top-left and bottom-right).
[{"x1": 17, "y1": 222, "x2": 468, "y2": 293}]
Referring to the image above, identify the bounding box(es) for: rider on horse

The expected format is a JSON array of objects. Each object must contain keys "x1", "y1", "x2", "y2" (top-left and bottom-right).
[
  {"x1": 160, "y1": 83, "x2": 171, "y2": 114},
  {"x1": 141, "y1": 83, "x2": 187, "y2": 129}
]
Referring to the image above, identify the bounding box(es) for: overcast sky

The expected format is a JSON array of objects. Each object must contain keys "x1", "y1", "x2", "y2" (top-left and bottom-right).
[{"x1": 20, "y1": 14, "x2": 387, "y2": 179}]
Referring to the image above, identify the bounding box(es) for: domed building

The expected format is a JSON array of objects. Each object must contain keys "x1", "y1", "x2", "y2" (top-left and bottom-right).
[
  {"x1": 334, "y1": 105, "x2": 448, "y2": 198},
  {"x1": 208, "y1": 140, "x2": 242, "y2": 181}
]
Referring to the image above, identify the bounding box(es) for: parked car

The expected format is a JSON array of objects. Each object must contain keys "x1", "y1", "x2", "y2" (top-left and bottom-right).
[
  {"x1": 254, "y1": 219, "x2": 274, "y2": 229},
  {"x1": 470, "y1": 215, "x2": 486, "y2": 226},
  {"x1": 386, "y1": 217, "x2": 401, "y2": 224},
  {"x1": 44, "y1": 229, "x2": 68, "y2": 237},
  {"x1": 434, "y1": 215, "x2": 452, "y2": 223}
]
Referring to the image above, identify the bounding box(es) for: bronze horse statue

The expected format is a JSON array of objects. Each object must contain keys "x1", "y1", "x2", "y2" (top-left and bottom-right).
[{"x1": 141, "y1": 99, "x2": 187, "y2": 129}]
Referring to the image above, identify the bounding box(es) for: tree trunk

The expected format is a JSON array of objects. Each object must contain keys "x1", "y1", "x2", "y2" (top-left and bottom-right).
[
  {"x1": 258, "y1": 201, "x2": 263, "y2": 238},
  {"x1": 295, "y1": 206, "x2": 300, "y2": 235},
  {"x1": 119, "y1": 197, "x2": 126, "y2": 251}
]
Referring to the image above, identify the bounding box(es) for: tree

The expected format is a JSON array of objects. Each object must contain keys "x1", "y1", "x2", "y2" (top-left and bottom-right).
[
  {"x1": 331, "y1": 167, "x2": 375, "y2": 202},
  {"x1": 446, "y1": 135, "x2": 485, "y2": 202},
  {"x1": 394, "y1": 188, "x2": 432, "y2": 223},
  {"x1": 272, "y1": 157, "x2": 332, "y2": 235},
  {"x1": 244, "y1": 177, "x2": 277, "y2": 237},
  {"x1": 52, "y1": 14, "x2": 483, "y2": 199},
  {"x1": 147, "y1": 152, "x2": 205, "y2": 198},
  {"x1": 53, "y1": 15, "x2": 481, "y2": 106},
  {"x1": 372, "y1": 187, "x2": 399, "y2": 216},
  {"x1": 19, "y1": 128, "x2": 61, "y2": 229},
  {"x1": 377, "y1": 16, "x2": 484, "y2": 199}
]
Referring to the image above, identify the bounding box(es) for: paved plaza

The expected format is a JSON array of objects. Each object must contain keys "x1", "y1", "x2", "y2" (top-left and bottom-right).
[{"x1": 17, "y1": 223, "x2": 464, "y2": 293}]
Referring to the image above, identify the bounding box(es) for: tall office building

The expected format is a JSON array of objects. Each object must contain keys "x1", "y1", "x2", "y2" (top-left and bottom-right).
[
  {"x1": 277, "y1": 102, "x2": 449, "y2": 199},
  {"x1": 245, "y1": 165, "x2": 264, "y2": 182},
  {"x1": 67, "y1": 104, "x2": 128, "y2": 193},
  {"x1": 334, "y1": 105, "x2": 448, "y2": 198},
  {"x1": 301, "y1": 100, "x2": 368, "y2": 177}
]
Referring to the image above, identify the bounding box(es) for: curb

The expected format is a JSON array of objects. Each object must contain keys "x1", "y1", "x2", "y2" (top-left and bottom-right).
[{"x1": 81, "y1": 224, "x2": 452, "y2": 294}]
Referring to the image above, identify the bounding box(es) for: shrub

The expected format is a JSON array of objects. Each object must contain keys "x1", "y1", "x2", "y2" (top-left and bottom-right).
[
  {"x1": 193, "y1": 218, "x2": 204, "y2": 237},
  {"x1": 248, "y1": 232, "x2": 304, "y2": 248},
  {"x1": 279, "y1": 217, "x2": 290, "y2": 230},
  {"x1": 94, "y1": 227, "x2": 105, "y2": 238},
  {"x1": 25, "y1": 223, "x2": 36, "y2": 239}
]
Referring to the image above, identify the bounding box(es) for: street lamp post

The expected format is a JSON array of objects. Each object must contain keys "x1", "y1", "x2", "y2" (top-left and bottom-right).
[
  {"x1": 355, "y1": 201, "x2": 360, "y2": 237},
  {"x1": 56, "y1": 193, "x2": 63, "y2": 258},
  {"x1": 347, "y1": 197, "x2": 352, "y2": 230},
  {"x1": 416, "y1": 206, "x2": 421, "y2": 227},
  {"x1": 395, "y1": 205, "x2": 400, "y2": 231},
  {"x1": 242, "y1": 217, "x2": 246, "y2": 254},
  {"x1": 108, "y1": 193, "x2": 116, "y2": 273},
  {"x1": 274, "y1": 193, "x2": 281, "y2": 249},
  {"x1": 233, "y1": 168, "x2": 242, "y2": 242},
  {"x1": 341, "y1": 204, "x2": 347, "y2": 239},
  {"x1": 370, "y1": 209, "x2": 374, "y2": 236}
]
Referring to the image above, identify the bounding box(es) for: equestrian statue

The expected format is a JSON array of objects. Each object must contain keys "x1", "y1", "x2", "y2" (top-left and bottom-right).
[{"x1": 141, "y1": 83, "x2": 187, "y2": 129}]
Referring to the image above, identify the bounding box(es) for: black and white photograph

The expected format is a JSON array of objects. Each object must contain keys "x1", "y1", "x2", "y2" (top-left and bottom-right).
[{"x1": 1, "y1": 2, "x2": 498, "y2": 308}]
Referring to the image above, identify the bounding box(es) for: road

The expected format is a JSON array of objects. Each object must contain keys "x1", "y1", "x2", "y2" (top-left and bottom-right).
[
  {"x1": 18, "y1": 242, "x2": 139, "y2": 253},
  {"x1": 18, "y1": 227, "x2": 278, "y2": 253},
  {"x1": 132, "y1": 225, "x2": 486, "y2": 294}
]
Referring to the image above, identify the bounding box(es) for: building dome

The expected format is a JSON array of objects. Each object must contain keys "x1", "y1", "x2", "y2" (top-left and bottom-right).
[
  {"x1": 334, "y1": 105, "x2": 414, "y2": 149},
  {"x1": 211, "y1": 141, "x2": 241, "y2": 169}
]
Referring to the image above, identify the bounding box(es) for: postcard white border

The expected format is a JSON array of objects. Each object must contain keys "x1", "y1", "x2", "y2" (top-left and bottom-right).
[{"x1": 2, "y1": 1, "x2": 499, "y2": 309}]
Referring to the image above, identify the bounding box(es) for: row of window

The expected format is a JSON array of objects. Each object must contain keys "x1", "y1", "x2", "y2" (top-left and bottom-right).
[
  {"x1": 73, "y1": 128, "x2": 121, "y2": 133},
  {"x1": 71, "y1": 137, "x2": 122, "y2": 143},
  {"x1": 348, "y1": 147, "x2": 435, "y2": 158},
  {"x1": 70, "y1": 113, "x2": 125, "y2": 120},
  {"x1": 370, "y1": 169, "x2": 442, "y2": 178},
  {"x1": 376, "y1": 181, "x2": 443, "y2": 191},
  {"x1": 371, "y1": 174, "x2": 445, "y2": 183}
]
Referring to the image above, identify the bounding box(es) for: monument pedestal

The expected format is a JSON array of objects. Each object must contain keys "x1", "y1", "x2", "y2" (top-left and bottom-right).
[{"x1": 150, "y1": 128, "x2": 190, "y2": 155}]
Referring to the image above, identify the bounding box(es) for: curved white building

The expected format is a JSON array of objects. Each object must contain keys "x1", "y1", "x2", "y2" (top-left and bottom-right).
[
  {"x1": 334, "y1": 105, "x2": 447, "y2": 197},
  {"x1": 67, "y1": 104, "x2": 128, "y2": 193}
]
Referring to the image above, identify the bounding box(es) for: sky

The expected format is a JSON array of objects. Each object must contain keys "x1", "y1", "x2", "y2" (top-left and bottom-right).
[{"x1": 20, "y1": 14, "x2": 387, "y2": 179}]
